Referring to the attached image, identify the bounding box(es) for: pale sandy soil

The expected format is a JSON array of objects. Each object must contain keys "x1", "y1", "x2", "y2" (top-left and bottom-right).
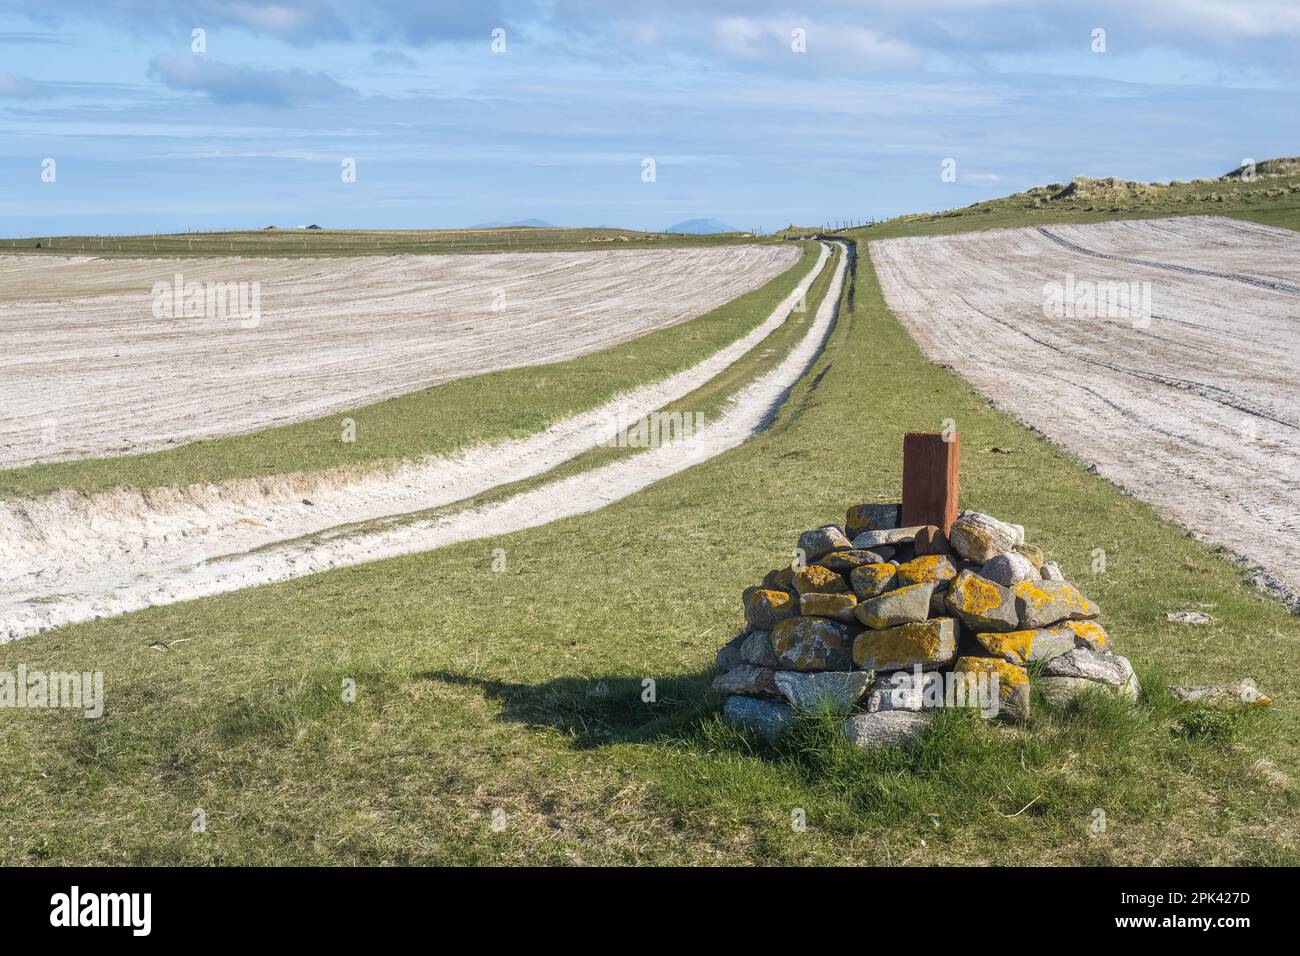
[
  {"x1": 869, "y1": 216, "x2": 1300, "y2": 607},
  {"x1": 0, "y1": 244, "x2": 797, "y2": 467},
  {"x1": 0, "y1": 246, "x2": 837, "y2": 640}
]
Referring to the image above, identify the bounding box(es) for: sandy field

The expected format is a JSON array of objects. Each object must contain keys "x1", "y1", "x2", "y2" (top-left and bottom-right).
[
  {"x1": 0, "y1": 245, "x2": 837, "y2": 640},
  {"x1": 0, "y1": 244, "x2": 797, "y2": 467},
  {"x1": 870, "y1": 216, "x2": 1300, "y2": 607}
]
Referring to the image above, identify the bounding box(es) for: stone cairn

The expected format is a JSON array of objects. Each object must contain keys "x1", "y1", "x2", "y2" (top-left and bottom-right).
[{"x1": 714, "y1": 504, "x2": 1140, "y2": 748}]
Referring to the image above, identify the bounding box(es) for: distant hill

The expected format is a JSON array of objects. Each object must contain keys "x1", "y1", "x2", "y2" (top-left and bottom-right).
[
  {"x1": 663, "y1": 218, "x2": 738, "y2": 234},
  {"x1": 467, "y1": 218, "x2": 558, "y2": 229}
]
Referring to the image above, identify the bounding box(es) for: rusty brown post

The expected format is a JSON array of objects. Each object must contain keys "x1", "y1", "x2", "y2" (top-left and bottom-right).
[{"x1": 901, "y1": 431, "x2": 960, "y2": 534}]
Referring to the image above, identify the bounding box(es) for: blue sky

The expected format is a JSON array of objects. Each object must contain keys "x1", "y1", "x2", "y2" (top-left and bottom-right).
[{"x1": 2, "y1": 0, "x2": 1298, "y2": 236}]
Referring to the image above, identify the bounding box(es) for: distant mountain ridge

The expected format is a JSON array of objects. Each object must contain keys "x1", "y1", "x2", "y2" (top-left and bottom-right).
[
  {"x1": 467, "y1": 218, "x2": 558, "y2": 229},
  {"x1": 663, "y1": 218, "x2": 738, "y2": 234}
]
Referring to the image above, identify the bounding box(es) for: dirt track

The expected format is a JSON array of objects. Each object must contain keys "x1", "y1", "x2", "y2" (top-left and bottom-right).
[
  {"x1": 870, "y1": 215, "x2": 1300, "y2": 607},
  {"x1": 0, "y1": 244, "x2": 796, "y2": 467},
  {"x1": 0, "y1": 245, "x2": 836, "y2": 640}
]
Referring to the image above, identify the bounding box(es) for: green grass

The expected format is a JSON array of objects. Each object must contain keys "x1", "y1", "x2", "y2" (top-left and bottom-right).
[
  {"x1": 0, "y1": 225, "x2": 777, "y2": 258},
  {"x1": 0, "y1": 243, "x2": 819, "y2": 499},
  {"x1": 2, "y1": 216, "x2": 1296, "y2": 865},
  {"x1": 841, "y1": 162, "x2": 1300, "y2": 240}
]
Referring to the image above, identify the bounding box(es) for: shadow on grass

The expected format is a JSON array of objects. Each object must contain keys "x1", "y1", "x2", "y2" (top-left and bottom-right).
[{"x1": 416, "y1": 668, "x2": 719, "y2": 748}]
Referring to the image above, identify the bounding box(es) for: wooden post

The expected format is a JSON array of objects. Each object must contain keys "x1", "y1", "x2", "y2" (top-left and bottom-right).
[{"x1": 901, "y1": 431, "x2": 960, "y2": 533}]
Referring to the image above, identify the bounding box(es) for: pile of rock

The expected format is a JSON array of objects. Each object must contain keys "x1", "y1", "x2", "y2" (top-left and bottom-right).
[{"x1": 715, "y1": 503, "x2": 1140, "y2": 748}]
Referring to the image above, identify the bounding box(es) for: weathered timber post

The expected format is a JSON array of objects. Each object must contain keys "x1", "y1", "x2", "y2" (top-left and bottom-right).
[{"x1": 901, "y1": 431, "x2": 960, "y2": 534}]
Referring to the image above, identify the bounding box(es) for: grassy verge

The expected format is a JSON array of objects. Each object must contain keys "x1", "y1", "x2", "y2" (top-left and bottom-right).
[
  {"x1": 840, "y1": 165, "x2": 1300, "y2": 240},
  {"x1": 0, "y1": 243, "x2": 818, "y2": 499},
  {"x1": 1, "y1": 231, "x2": 1294, "y2": 865},
  {"x1": 1, "y1": 227, "x2": 779, "y2": 258}
]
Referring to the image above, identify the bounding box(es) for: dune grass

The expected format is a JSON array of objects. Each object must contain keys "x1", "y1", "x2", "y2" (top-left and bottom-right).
[
  {"x1": 1, "y1": 228, "x2": 1295, "y2": 865},
  {"x1": 0, "y1": 242, "x2": 818, "y2": 500}
]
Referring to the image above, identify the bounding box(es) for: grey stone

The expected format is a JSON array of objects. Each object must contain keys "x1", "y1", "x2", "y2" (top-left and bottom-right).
[
  {"x1": 1166, "y1": 610, "x2": 1213, "y2": 626},
  {"x1": 854, "y1": 582, "x2": 935, "y2": 629},
  {"x1": 849, "y1": 562, "x2": 897, "y2": 600},
  {"x1": 944, "y1": 568, "x2": 1020, "y2": 632},
  {"x1": 798, "y1": 591, "x2": 859, "y2": 624},
  {"x1": 852, "y1": 618, "x2": 957, "y2": 672},
  {"x1": 1038, "y1": 675, "x2": 1103, "y2": 709},
  {"x1": 1013, "y1": 580, "x2": 1101, "y2": 628},
  {"x1": 712, "y1": 665, "x2": 780, "y2": 697},
  {"x1": 845, "y1": 503, "x2": 901, "y2": 539},
  {"x1": 739, "y1": 629, "x2": 778, "y2": 668},
  {"x1": 865, "y1": 672, "x2": 927, "y2": 713},
  {"x1": 851, "y1": 525, "x2": 929, "y2": 549},
  {"x1": 770, "y1": 616, "x2": 856, "y2": 671},
  {"x1": 715, "y1": 632, "x2": 748, "y2": 673},
  {"x1": 980, "y1": 552, "x2": 1041, "y2": 587},
  {"x1": 1041, "y1": 648, "x2": 1139, "y2": 700},
  {"x1": 1169, "y1": 682, "x2": 1272, "y2": 707},
  {"x1": 1040, "y1": 561, "x2": 1065, "y2": 581},
  {"x1": 774, "y1": 670, "x2": 873, "y2": 715},
  {"x1": 819, "y1": 548, "x2": 888, "y2": 573},
  {"x1": 797, "y1": 525, "x2": 853, "y2": 563},
  {"x1": 949, "y1": 510, "x2": 1020, "y2": 562},
  {"x1": 722, "y1": 695, "x2": 793, "y2": 741},
  {"x1": 843, "y1": 710, "x2": 931, "y2": 749}
]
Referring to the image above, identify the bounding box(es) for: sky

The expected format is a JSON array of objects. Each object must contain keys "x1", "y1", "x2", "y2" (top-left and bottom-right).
[{"x1": 1, "y1": 0, "x2": 1299, "y2": 236}]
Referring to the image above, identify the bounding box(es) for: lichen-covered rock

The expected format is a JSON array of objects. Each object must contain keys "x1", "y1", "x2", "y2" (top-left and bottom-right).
[
  {"x1": 792, "y1": 564, "x2": 848, "y2": 596},
  {"x1": 740, "y1": 629, "x2": 778, "y2": 668},
  {"x1": 912, "y1": 525, "x2": 950, "y2": 556},
  {"x1": 723, "y1": 695, "x2": 793, "y2": 741},
  {"x1": 852, "y1": 617, "x2": 957, "y2": 672},
  {"x1": 770, "y1": 617, "x2": 856, "y2": 671},
  {"x1": 715, "y1": 631, "x2": 749, "y2": 673},
  {"x1": 1040, "y1": 561, "x2": 1065, "y2": 581},
  {"x1": 774, "y1": 670, "x2": 873, "y2": 715},
  {"x1": 1061, "y1": 619, "x2": 1110, "y2": 653},
  {"x1": 712, "y1": 664, "x2": 780, "y2": 697},
  {"x1": 1014, "y1": 543, "x2": 1046, "y2": 568},
  {"x1": 851, "y1": 525, "x2": 929, "y2": 550},
  {"x1": 796, "y1": 525, "x2": 852, "y2": 562},
  {"x1": 980, "y1": 552, "x2": 1041, "y2": 587},
  {"x1": 1013, "y1": 580, "x2": 1100, "y2": 628},
  {"x1": 744, "y1": 587, "x2": 797, "y2": 630},
  {"x1": 952, "y1": 655, "x2": 1030, "y2": 720},
  {"x1": 895, "y1": 554, "x2": 957, "y2": 588},
  {"x1": 819, "y1": 548, "x2": 888, "y2": 574},
  {"x1": 799, "y1": 591, "x2": 859, "y2": 624},
  {"x1": 949, "y1": 510, "x2": 1020, "y2": 562},
  {"x1": 1169, "y1": 682, "x2": 1272, "y2": 707},
  {"x1": 843, "y1": 710, "x2": 931, "y2": 749},
  {"x1": 854, "y1": 582, "x2": 936, "y2": 629},
  {"x1": 762, "y1": 566, "x2": 796, "y2": 591},
  {"x1": 1041, "y1": 648, "x2": 1139, "y2": 700},
  {"x1": 1039, "y1": 658, "x2": 1140, "y2": 707},
  {"x1": 845, "y1": 503, "x2": 901, "y2": 539},
  {"x1": 976, "y1": 625, "x2": 1079, "y2": 665},
  {"x1": 849, "y1": 562, "x2": 897, "y2": 600},
  {"x1": 944, "y1": 569, "x2": 1019, "y2": 632}
]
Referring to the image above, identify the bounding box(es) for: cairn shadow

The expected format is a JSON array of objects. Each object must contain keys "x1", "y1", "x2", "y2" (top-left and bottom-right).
[{"x1": 415, "y1": 668, "x2": 718, "y2": 750}]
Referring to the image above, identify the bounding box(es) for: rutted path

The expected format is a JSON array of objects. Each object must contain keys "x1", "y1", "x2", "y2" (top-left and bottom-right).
[
  {"x1": 0, "y1": 244, "x2": 797, "y2": 467},
  {"x1": 0, "y1": 244, "x2": 839, "y2": 640},
  {"x1": 870, "y1": 217, "x2": 1300, "y2": 610}
]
